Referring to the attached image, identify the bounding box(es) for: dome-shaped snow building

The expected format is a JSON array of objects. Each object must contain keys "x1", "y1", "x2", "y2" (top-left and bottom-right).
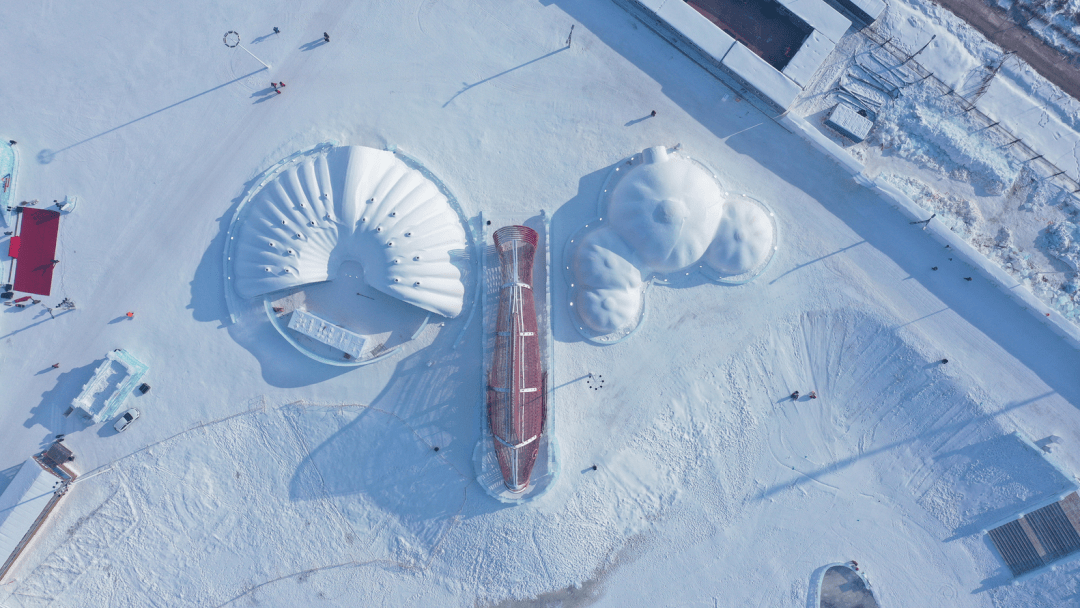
[
  {"x1": 566, "y1": 146, "x2": 777, "y2": 344},
  {"x1": 225, "y1": 145, "x2": 474, "y2": 365}
]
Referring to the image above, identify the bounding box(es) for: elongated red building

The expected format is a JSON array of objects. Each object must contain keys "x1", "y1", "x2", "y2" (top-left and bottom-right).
[{"x1": 488, "y1": 226, "x2": 547, "y2": 493}]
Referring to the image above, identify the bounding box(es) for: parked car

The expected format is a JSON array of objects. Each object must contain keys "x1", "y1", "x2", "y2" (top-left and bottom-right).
[{"x1": 113, "y1": 408, "x2": 140, "y2": 433}]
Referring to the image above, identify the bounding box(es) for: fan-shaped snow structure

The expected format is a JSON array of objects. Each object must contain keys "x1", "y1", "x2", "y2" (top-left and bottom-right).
[
  {"x1": 230, "y1": 145, "x2": 467, "y2": 318},
  {"x1": 565, "y1": 146, "x2": 778, "y2": 344}
]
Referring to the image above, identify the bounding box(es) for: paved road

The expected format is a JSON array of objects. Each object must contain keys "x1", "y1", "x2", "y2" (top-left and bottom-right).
[{"x1": 930, "y1": 0, "x2": 1080, "y2": 100}]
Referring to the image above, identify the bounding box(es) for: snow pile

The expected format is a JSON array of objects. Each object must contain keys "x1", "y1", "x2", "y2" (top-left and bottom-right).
[
  {"x1": 1044, "y1": 221, "x2": 1080, "y2": 271},
  {"x1": 881, "y1": 173, "x2": 984, "y2": 239},
  {"x1": 877, "y1": 88, "x2": 1021, "y2": 195},
  {"x1": 704, "y1": 196, "x2": 776, "y2": 275},
  {"x1": 568, "y1": 146, "x2": 776, "y2": 340},
  {"x1": 607, "y1": 148, "x2": 722, "y2": 272},
  {"x1": 570, "y1": 228, "x2": 646, "y2": 336},
  {"x1": 229, "y1": 145, "x2": 469, "y2": 319}
]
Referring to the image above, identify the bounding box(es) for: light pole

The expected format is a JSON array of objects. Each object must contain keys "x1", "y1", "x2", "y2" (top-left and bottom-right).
[{"x1": 223, "y1": 31, "x2": 271, "y2": 70}]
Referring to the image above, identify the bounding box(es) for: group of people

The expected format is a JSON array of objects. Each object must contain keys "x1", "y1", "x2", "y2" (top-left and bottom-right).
[
  {"x1": 5, "y1": 295, "x2": 40, "y2": 308},
  {"x1": 790, "y1": 390, "x2": 817, "y2": 400},
  {"x1": 264, "y1": 29, "x2": 331, "y2": 96}
]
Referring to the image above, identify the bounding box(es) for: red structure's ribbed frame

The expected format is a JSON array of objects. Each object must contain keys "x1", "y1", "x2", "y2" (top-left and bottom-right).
[{"x1": 488, "y1": 226, "x2": 546, "y2": 493}]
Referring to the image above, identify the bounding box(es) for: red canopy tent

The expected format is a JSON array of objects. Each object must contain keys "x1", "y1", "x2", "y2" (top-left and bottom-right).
[{"x1": 12, "y1": 208, "x2": 60, "y2": 296}]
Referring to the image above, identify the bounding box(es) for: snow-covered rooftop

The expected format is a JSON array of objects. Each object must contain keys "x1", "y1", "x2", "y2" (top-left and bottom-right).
[{"x1": 0, "y1": 460, "x2": 60, "y2": 579}]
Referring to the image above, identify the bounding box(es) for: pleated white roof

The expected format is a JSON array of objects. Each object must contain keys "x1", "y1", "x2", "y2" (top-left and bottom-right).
[{"x1": 231, "y1": 146, "x2": 468, "y2": 318}]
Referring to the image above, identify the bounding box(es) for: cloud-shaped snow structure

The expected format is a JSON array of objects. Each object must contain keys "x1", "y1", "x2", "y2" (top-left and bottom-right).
[
  {"x1": 567, "y1": 146, "x2": 777, "y2": 343},
  {"x1": 608, "y1": 148, "x2": 723, "y2": 272},
  {"x1": 705, "y1": 197, "x2": 775, "y2": 276},
  {"x1": 228, "y1": 145, "x2": 468, "y2": 318}
]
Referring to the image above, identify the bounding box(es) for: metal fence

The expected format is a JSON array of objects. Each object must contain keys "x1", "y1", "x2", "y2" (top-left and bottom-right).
[{"x1": 853, "y1": 22, "x2": 1080, "y2": 203}]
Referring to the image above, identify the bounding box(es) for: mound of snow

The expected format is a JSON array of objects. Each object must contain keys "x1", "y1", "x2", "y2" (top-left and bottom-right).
[
  {"x1": 1044, "y1": 221, "x2": 1080, "y2": 271},
  {"x1": 608, "y1": 146, "x2": 723, "y2": 272},
  {"x1": 568, "y1": 146, "x2": 777, "y2": 341},
  {"x1": 704, "y1": 196, "x2": 775, "y2": 276},
  {"x1": 877, "y1": 89, "x2": 1020, "y2": 195},
  {"x1": 570, "y1": 227, "x2": 644, "y2": 333}
]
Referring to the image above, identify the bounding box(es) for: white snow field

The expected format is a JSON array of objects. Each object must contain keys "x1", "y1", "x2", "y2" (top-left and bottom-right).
[{"x1": 5, "y1": 0, "x2": 1080, "y2": 606}]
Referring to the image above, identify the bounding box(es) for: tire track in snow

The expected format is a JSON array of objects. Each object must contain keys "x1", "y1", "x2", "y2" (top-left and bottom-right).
[{"x1": 7, "y1": 471, "x2": 140, "y2": 607}]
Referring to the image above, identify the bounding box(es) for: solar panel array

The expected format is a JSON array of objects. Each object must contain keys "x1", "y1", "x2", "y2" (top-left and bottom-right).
[{"x1": 988, "y1": 493, "x2": 1080, "y2": 576}]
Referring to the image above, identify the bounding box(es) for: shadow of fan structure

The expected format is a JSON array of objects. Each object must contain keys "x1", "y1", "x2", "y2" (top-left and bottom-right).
[{"x1": 288, "y1": 404, "x2": 469, "y2": 564}]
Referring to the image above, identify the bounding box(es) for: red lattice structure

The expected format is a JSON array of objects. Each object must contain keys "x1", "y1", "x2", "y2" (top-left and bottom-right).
[{"x1": 487, "y1": 226, "x2": 547, "y2": 493}]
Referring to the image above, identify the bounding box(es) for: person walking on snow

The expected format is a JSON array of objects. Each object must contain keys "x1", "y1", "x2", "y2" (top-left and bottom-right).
[
  {"x1": 273, "y1": 27, "x2": 280, "y2": 34},
  {"x1": 126, "y1": 311, "x2": 135, "y2": 319},
  {"x1": 809, "y1": 391, "x2": 817, "y2": 399},
  {"x1": 790, "y1": 391, "x2": 800, "y2": 400},
  {"x1": 323, "y1": 32, "x2": 330, "y2": 42}
]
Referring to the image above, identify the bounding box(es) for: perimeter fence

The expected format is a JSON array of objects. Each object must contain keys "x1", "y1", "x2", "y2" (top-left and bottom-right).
[{"x1": 836, "y1": 20, "x2": 1080, "y2": 206}]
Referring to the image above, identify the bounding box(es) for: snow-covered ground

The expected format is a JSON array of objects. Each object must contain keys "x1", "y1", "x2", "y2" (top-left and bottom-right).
[
  {"x1": 5, "y1": 0, "x2": 1080, "y2": 606},
  {"x1": 990, "y1": 0, "x2": 1080, "y2": 59},
  {"x1": 794, "y1": 0, "x2": 1080, "y2": 325}
]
